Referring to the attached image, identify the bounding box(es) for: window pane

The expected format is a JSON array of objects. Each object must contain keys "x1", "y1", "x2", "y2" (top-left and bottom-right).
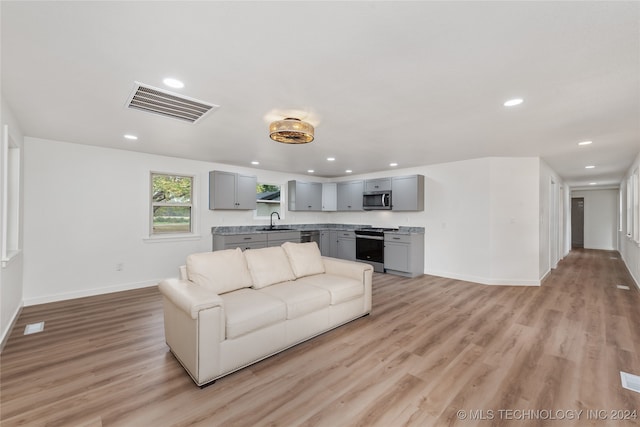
[
  {"x1": 153, "y1": 206, "x2": 191, "y2": 233},
  {"x1": 152, "y1": 174, "x2": 192, "y2": 204},
  {"x1": 256, "y1": 183, "x2": 281, "y2": 219}
]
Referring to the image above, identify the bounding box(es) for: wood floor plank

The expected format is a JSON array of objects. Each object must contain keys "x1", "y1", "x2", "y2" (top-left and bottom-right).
[{"x1": 1, "y1": 249, "x2": 639, "y2": 426}]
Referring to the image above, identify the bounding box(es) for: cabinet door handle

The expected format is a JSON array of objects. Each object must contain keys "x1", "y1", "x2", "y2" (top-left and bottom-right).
[
  {"x1": 243, "y1": 237, "x2": 252, "y2": 240},
  {"x1": 393, "y1": 237, "x2": 401, "y2": 240}
]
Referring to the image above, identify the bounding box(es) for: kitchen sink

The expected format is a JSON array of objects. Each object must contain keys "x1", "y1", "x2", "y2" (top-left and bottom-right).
[{"x1": 258, "y1": 227, "x2": 295, "y2": 231}]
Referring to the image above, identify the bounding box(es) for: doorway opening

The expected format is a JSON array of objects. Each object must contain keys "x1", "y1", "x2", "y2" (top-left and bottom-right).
[{"x1": 571, "y1": 197, "x2": 584, "y2": 248}]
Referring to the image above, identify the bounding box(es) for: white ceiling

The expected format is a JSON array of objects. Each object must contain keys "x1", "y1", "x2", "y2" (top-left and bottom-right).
[{"x1": 2, "y1": 1, "x2": 639, "y2": 185}]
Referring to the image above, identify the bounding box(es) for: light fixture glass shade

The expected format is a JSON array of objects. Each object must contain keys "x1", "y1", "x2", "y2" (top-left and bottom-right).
[{"x1": 269, "y1": 118, "x2": 314, "y2": 144}]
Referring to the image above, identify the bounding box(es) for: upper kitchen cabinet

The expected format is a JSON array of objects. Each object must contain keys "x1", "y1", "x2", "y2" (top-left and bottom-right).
[
  {"x1": 391, "y1": 175, "x2": 424, "y2": 211},
  {"x1": 322, "y1": 182, "x2": 337, "y2": 211},
  {"x1": 288, "y1": 180, "x2": 322, "y2": 211},
  {"x1": 337, "y1": 180, "x2": 364, "y2": 211},
  {"x1": 209, "y1": 170, "x2": 257, "y2": 210},
  {"x1": 364, "y1": 177, "x2": 391, "y2": 192}
]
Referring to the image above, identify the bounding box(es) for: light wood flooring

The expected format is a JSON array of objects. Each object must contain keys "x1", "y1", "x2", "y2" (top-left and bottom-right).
[{"x1": 1, "y1": 249, "x2": 639, "y2": 426}]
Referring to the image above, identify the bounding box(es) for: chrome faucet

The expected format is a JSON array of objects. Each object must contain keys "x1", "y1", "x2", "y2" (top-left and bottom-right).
[{"x1": 270, "y1": 211, "x2": 280, "y2": 229}]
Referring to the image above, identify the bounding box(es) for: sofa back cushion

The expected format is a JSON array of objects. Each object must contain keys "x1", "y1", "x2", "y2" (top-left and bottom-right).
[
  {"x1": 186, "y1": 248, "x2": 253, "y2": 294},
  {"x1": 282, "y1": 241, "x2": 325, "y2": 278},
  {"x1": 244, "y1": 246, "x2": 296, "y2": 289}
]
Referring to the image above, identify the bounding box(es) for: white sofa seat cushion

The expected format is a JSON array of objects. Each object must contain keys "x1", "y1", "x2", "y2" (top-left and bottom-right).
[
  {"x1": 296, "y1": 274, "x2": 364, "y2": 305},
  {"x1": 186, "y1": 248, "x2": 252, "y2": 294},
  {"x1": 282, "y1": 241, "x2": 325, "y2": 278},
  {"x1": 258, "y1": 281, "x2": 331, "y2": 319},
  {"x1": 244, "y1": 246, "x2": 296, "y2": 289},
  {"x1": 221, "y1": 289, "x2": 286, "y2": 339}
]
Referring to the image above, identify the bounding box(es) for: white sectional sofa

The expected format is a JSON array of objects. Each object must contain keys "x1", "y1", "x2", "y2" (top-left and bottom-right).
[{"x1": 158, "y1": 241, "x2": 373, "y2": 386}]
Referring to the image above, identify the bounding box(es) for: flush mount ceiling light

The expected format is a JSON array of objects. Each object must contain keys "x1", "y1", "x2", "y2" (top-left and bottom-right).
[
  {"x1": 578, "y1": 140, "x2": 593, "y2": 146},
  {"x1": 269, "y1": 118, "x2": 314, "y2": 144}
]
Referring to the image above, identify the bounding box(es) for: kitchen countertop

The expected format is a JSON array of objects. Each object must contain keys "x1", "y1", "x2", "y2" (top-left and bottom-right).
[{"x1": 211, "y1": 224, "x2": 425, "y2": 235}]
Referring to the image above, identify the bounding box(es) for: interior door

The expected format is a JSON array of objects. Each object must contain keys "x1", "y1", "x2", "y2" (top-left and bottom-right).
[{"x1": 571, "y1": 197, "x2": 584, "y2": 248}]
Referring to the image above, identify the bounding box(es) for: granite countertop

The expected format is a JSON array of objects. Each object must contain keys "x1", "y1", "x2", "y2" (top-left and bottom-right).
[{"x1": 211, "y1": 224, "x2": 424, "y2": 235}]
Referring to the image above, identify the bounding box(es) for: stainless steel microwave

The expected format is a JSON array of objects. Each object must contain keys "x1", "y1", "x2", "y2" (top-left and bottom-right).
[{"x1": 363, "y1": 191, "x2": 391, "y2": 210}]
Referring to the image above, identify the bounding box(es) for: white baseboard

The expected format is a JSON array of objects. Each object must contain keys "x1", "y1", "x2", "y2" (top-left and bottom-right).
[
  {"x1": 0, "y1": 303, "x2": 23, "y2": 352},
  {"x1": 425, "y1": 269, "x2": 540, "y2": 286},
  {"x1": 23, "y1": 279, "x2": 160, "y2": 306}
]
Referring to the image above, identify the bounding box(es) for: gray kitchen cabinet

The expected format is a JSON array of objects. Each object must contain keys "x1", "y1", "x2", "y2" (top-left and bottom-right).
[
  {"x1": 384, "y1": 232, "x2": 424, "y2": 277},
  {"x1": 213, "y1": 233, "x2": 267, "y2": 251},
  {"x1": 391, "y1": 175, "x2": 424, "y2": 211},
  {"x1": 288, "y1": 180, "x2": 322, "y2": 211},
  {"x1": 337, "y1": 180, "x2": 364, "y2": 211},
  {"x1": 320, "y1": 229, "x2": 339, "y2": 257},
  {"x1": 213, "y1": 230, "x2": 300, "y2": 251},
  {"x1": 266, "y1": 231, "x2": 302, "y2": 247},
  {"x1": 322, "y1": 182, "x2": 337, "y2": 211},
  {"x1": 336, "y1": 230, "x2": 356, "y2": 261},
  {"x1": 209, "y1": 170, "x2": 257, "y2": 210},
  {"x1": 364, "y1": 177, "x2": 391, "y2": 192},
  {"x1": 320, "y1": 230, "x2": 331, "y2": 256}
]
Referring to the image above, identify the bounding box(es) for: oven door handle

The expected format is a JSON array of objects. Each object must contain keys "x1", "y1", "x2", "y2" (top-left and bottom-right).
[{"x1": 356, "y1": 235, "x2": 384, "y2": 240}]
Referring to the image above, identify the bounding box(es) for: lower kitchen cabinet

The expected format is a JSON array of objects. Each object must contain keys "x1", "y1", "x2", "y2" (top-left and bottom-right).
[
  {"x1": 213, "y1": 231, "x2": 300, "y2": 251},
  {"x1": 336, "y1": 230, "x2": 356, "y2": 261},
  {"x1": 384, "y1": 232, "x2": 424, "y2": 277}
]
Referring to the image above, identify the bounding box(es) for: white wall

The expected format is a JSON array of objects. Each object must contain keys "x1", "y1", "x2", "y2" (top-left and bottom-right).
[
  {"x1": 333, "y1": 157, "x2": 543, "y2": 285},
  {"x1": 23, "y1": 137, "x2": 551, "y2": 304},
  {"x1": 571, "y1": 188, "x2": 619, "y2": 251},
  {"x1": 620, "y1": 151, "x2": 640, "y2": 289},
  {"x1": 23, "y1": 137, "x2": 331, "y2": 305},
  {"x1": 0, "y1": 97, "x2": 25, "y2": 345}
]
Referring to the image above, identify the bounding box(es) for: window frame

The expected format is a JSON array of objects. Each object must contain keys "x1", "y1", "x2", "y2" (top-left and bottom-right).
[
  {"x1": 149, "y1": 172, "x2": 196, "y2": 237},
  {"x1": 254, "y1": 182, "x2": 285, "y2": 220}
]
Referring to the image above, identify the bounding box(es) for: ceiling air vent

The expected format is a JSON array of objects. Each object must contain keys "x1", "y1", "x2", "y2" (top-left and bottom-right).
[{"x1": 126, "y1": 82, "x2": 219, "y2": 124}]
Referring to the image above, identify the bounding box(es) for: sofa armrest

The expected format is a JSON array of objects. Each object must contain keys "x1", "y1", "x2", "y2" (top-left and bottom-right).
[
  {"x1": 322, "y1": 257, "x2": 373, "y2": 313},
  {"x1": 321, "y1": 256, "x2": 373, "y2": 281},
  {"x1": 158, "y1": 278, "x2": 224, "y2": 320}
]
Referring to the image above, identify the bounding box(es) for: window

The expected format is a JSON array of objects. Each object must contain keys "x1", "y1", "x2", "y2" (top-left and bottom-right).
[
  {"x1": 1, "y1": 125, "x2": 21, "y2": 266},
  {"x1": 151, "y1": 173, "x2": 194, "y2": 235},
  {"x1": 255, "y1": 183, "x2": 282, "y2": 219}
]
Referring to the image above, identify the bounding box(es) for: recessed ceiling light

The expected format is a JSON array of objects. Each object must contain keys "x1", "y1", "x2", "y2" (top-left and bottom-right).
[
  {"x1": 578, "y1": 140, "x2": 593, "y2": 146},
  {"x1": 251, "y1": 161, "x2": 260, "y2": 165},
  {"x1": 345, "y1": 169, "x2": 352, "y2": 173},
  {"x1": 124, "y1": 134, "x2": 138, "y2": 140},
  {"x1": 327, "y1": 157, "x2": 335, "y2": 162},
  {"x1": 589, "y1": 182, "x2": 597, "y2": 185},
  {"x1": 585, "y1": 165, "x2": 595, "y2": 169},
  {"x1": 163, "y1": 78, "x2": 184, "y2": 89},
  {"x1": 307, "y1": 169, "x2": 314, "y2": 173},
  {"x1": 389, "y1": 162, "x2": 398, "y2": 167},
  {"x1": 503, "y1": 98, "x2": 523, "y2": 107}
]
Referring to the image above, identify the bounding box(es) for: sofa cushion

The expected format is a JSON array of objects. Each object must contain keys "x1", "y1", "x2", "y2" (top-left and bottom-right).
[
  {"x1": 186, "y1": 248, "x2": 252, "y2": 295},
  {"x1": 244, "y1": 246, "x2": 296, "y2": 289},
  {"x1": 259, "y1": 281, "x2": 331, "y2": 319},
  {"x1": 221, "y1": 288, "x2": 287, "y2": 339},
  {"x1": 282, "y1": 241, "x2": 325, "y2": 278},
  {"x1": 296, "y1": 274, "x2": 364, "y2": 305}
]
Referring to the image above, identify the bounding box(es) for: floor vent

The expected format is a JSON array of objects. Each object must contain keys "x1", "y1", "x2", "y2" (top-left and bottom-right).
[
  {"x1": 617, "y1": 284, "x2": 631, "y2": 290},
  {"x1": 126, "y1": 82, "x2": 219, "y2": 124},
  {"x1": 621, "y1": 371, "x2": 640, "y2": 393},
  {"x1": 24, "y1": 321, "x2": 45, "y2": 335}
]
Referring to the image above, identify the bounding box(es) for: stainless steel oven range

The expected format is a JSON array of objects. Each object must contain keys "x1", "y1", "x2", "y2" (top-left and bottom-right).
[{"x1": 354, "y1": 227, "x2": 398, "y2": 272}]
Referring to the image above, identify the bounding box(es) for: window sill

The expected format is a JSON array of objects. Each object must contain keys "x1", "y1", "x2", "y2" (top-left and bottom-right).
[
  {"x1": 2, "y1": 249, "x2": 22, "y2": 268},
  {"x1": 143, "y1": 234, "x2": 202, "y2": 243}
]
